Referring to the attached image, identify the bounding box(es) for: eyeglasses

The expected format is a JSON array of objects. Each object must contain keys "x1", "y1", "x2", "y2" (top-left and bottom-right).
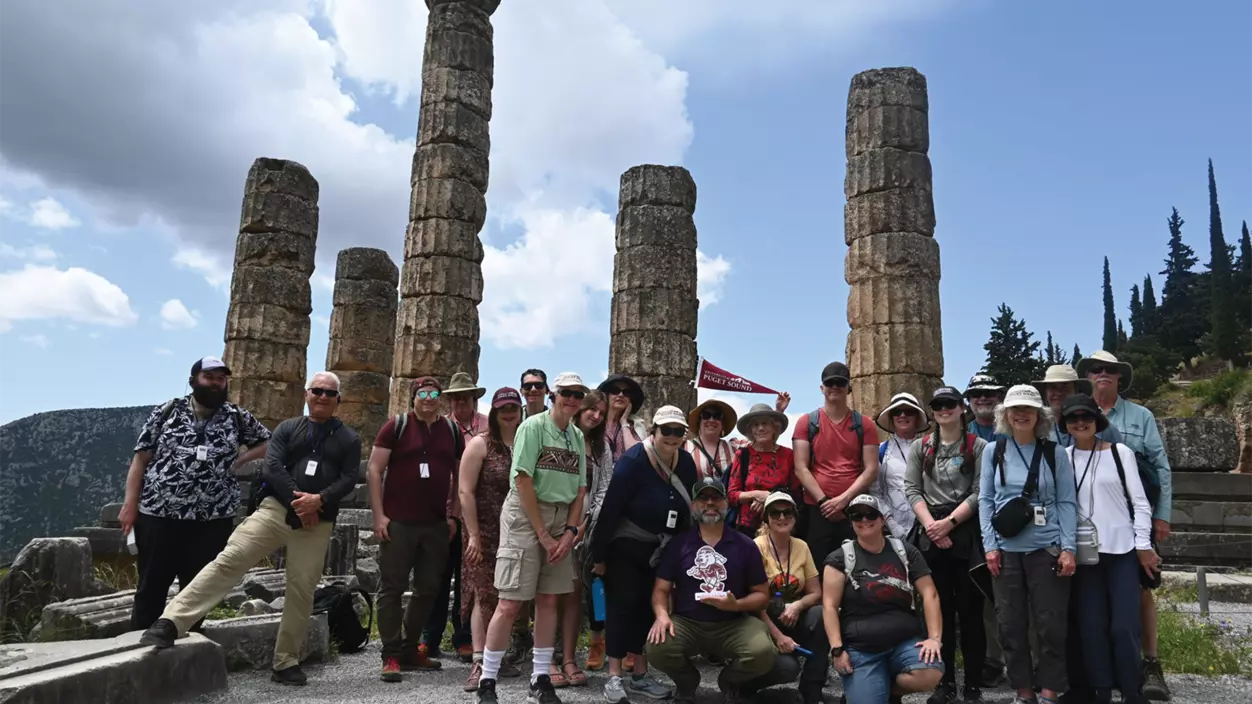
[
  {"x1": 930, "y1": 400, "x2": 959, "y2": 411},
  {"x1": 606, "y1": 387, "x2": 629, "y2": 396},
  {"x1": 415, "y1": 390, "x2": 441, "y2": 400},
  {"x1": 557, "y1": 389, "x2": 586, "y2": 400},
  {"x1": 521, "y1": 382, "x2": 546, "y2": 391},
  {"x1": 658, "y1": 425, "x2": 686, "y2": 438},
  {"x1": 1066, "y1": 412, "x2": 1097, "y2": 423},
  {"x1": 701, "y1": 409, "x2": 724, "y2": 421},
  {"x1": 308, "y1": 388, "x2": 339, "y2": 397},
  {"x1": 1088, "y1": 365, "x2": 1118, "y2": 376},
  {"x1": 823, "y1": 377, "x2": 850, "y2": 389},
  {"x1": 848, "y1": 511, "x2": 881, "y2": 522},
  {"x1": 767, "y1": 509, "x2": 796, "y2": 520},
  {"x1": 889, "y1": 408, "x2": 915, "y2": 418}
]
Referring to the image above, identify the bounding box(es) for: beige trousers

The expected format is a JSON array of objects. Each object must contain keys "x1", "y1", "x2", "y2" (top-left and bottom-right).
[{"x1": 161, "y1": 497, "x2": 333, "y2": 670}]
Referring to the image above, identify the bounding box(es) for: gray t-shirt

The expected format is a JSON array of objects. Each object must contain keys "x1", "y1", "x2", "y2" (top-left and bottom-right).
[{"x1": 904, "y1": 433, "x2": 987, "y2": 512}]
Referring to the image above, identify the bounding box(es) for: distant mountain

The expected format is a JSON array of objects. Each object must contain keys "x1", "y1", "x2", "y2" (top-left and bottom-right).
[{"x1": 0, "y1": 405, "x2": 155, "y2": 562}]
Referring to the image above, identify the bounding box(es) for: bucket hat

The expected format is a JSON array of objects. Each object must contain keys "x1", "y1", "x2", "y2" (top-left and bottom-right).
[
  {"x1": 552, "y1": 372, "x2": 590, "y2": 394},
  {"x1": 964, "y1": 372, "x2": 1005, "y2": 396},
  {"x1": 688, "y1": 399, "x2": 738, "y2": 437},
  {"x1": 875, "y1": 392, "x2": 931, "y2": 433},
  {"x1": 598, "y1": 374, "x2": 645, "y2": 415},
  {"x1": 1001, "y1": 384, "x2": 1044, "y2": 409},
  {"x1": 445, "y1": 371, "x2": 486, "y2": 399},
  {"x1": 1033, "y1": 365, "x2": 1092, "y2": 396},
  {"x1": 1075, "y1": 350, "x2": 1134, "y2": 392},
  {"x1": 1059, "y1": 393, "x2": 1110, "y2": 434},
  {"x1": 736, "y1": 403, "x2": 789, "y2": 437}
]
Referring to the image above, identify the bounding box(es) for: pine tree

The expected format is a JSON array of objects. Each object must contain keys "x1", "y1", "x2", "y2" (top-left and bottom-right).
[
  {"x1": 1205, "y1": 159, "x2": 1239, "y2": 361},
  {"x1": 1045, "y1": 331, "x2": 1057, "y2": 364},
  {"x1": 1102, "y1": 257, "x2": 1118, "y2": 352},
  {"x1": 1129, "y1": 284, "x2": 1143, "y2": 338},
  {"x1": 1072, "y1": 343, "x2": 1082, "y2": 365},
  {"x1": 1158, "y1": 207, "x2": 1205, "y2": 367},
  {"x1": 983, "y1": 303, "x2": 1044, "y2": 386},
  {"x1": 1141, "y1": 274, "x2": 1158, "y2": 336}
]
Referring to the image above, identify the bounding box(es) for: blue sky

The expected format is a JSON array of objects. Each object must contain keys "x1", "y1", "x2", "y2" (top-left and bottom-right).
[{"x1": 1, "y1": 0, "x2": 1249, "y2": 430}]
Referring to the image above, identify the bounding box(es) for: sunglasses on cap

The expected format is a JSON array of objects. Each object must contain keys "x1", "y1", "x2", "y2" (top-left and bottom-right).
[
  {"x1": 309, "y1": 387, "x2": 339, "y2": 398},
  {"x1": 930, "y1": 400, "x2": 959, "y2": 411},
  {"x1": 415, "y1": 389, "x2": 440, "y2": 400},
  {"x1": 823, "y1": 377, "x2": 850, "y2": 388},
  {"x1": 767, "y1": 508, "x2": 796, "y2": 519},
  {"x1": 521, "y1": 381, "x2": 546, "y2": 391},
  {"x1": 701, "y1": 409, "x2": 723, "y2": 421},
  {"x1": 1088, "y1": 365, "x2": 1119, "y2": 376},
  {"x1": 557, "y1": 389, "x2": 586, "y2": 400},
  {"x1": 848, "y1": 510, "x2": 882, "y2": 522},
  {"x1": 658, "y1": 425, "x2": 685, "y2": 438},
  {"x1": 1066, "y1": 411, "x2": 1098, "y2": 424}
]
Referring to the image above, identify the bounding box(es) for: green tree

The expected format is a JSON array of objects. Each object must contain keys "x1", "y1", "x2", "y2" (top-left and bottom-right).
[
  {"x1": 983, "y1": 303, "x2": 1045, "y2": 386},
  {"x1": 1073, "y1": 343, "x2": 1082, "y2": 365},
  {"x1": 1129, "y1": 284, "x2": 1143, "y2": 338},
  {"x1": 1118, "y1": 319, "x2": 1129, "y2": 349},
  {"x1": 1158, "y1": 207, "x2": 1205, "y2": 367},
  {"x1": 1205, "y1": 160, "x2": 1239, "y2": 361},
  {"x1": 1043, "y1": 331, "x2": 1069, "y2": 366},
  {"x1": 1141, "y1": 274, "x2": 1159, "y2": 336},
  {"x1": 1102, "y1": 257, "x2": 1118, "y2": 352},
  {"x1": 1118, "y1": 335, "x2": 1181, "y2": 399},
  {"x1": 1237, "y1": 220, "x2": 1251, "y2": 334}
]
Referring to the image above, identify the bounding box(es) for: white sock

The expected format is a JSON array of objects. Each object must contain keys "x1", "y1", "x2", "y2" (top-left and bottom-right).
[
  {"x1": 532, "y1": 646, "x2": 555, "y2": 684},
  {"x1": 482, "y1": 648, "x2": 505, "y2": 682}
]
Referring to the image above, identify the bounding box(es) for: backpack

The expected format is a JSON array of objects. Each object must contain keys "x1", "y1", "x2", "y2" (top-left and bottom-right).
[
  {"x1": 805, "y1": 409, "x2": 864, "y2": 470},
  {"x1": 392, "y1": 413, "x2": 465, "y2": 457},
  {"x1": 922, "y1": 432, "x2": 978, "y2": 478},
  {"x1": 311, "y1": 581, "x2": 373, "y2": 654},
  {"x1": 840, "y1": 536, "x2": 914, "y2": 608}
]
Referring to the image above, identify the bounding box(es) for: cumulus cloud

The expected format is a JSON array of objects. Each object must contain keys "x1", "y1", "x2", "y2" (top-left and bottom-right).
[
  {"x1": 27, "y1": 197, "x2": 80, "y2": 230},
  {"x1": 0, "y1": 243, "x2": 57, "y2": 262},
  {"x1": 696, "y1": 250, "x2": 732, "y2": 310},
  {"x1": 159, "y1": 298, "x2": 200, "y2": 329},
  {"x1": 172, "y1": 248, "x2": 231, "y2": 290},
  {"x1": 0, "y1": 264, "x2": 138, "y2": 330},
  {"x1": 19, "y1": 333, "x2": 50, "y2": 348}
]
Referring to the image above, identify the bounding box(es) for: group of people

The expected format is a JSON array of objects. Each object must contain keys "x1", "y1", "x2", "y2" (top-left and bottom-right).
[{"x1": 119, "y1": 350, "x2": 1175, "y2": 704}]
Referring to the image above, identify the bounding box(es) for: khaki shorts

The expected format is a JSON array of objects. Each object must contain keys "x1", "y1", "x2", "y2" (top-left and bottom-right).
[{"x1": 494, "y1": 491, "x2": 574, "y2": 601}]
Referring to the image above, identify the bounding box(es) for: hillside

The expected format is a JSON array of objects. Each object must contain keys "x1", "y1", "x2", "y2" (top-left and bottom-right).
[{"x1": 0, "y1": 405, "x2": 155, "y2": 562}]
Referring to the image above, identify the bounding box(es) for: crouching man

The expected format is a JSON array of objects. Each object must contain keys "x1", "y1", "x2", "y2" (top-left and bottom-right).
[{"x1": 140, "y1": 372, "x2": 362, "y2": 686}]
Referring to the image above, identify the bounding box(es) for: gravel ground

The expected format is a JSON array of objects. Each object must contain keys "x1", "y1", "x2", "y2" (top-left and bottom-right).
[{"x1": 193, "y1": 642, "x2": 1252, "y2": 704}]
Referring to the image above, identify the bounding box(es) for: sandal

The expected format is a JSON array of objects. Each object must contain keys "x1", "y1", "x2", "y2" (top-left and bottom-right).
[
  {"x1": 548, "y1": 663, "x2": 569, "y2": 688},
  {"x1": 562, "y1": 661, "x2": 588, "y2": 687},
  {"x1": 464, "y1": 662, "x2": 482, "y2": 692}
]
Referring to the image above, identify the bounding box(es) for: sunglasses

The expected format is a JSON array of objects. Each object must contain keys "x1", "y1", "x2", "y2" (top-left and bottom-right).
[
  {"x1": 889, "y1": 408, "x2": 916, "y2": 418},
  {"x1": 606, "y1": 387, "x2": 630, "y2": 396},
  {"x1": 930, "y1": 400, "x2": 959, "y2": 411},
  {"x1": 521, "y1": 382, "x2": 546, "y2": 391},
  {"x1": 967, "y1": 391, "x2": 998, "y2": 400},
  {"x1": 701, "y1": 409, "x2": 724, "y2": 421},
  {"x1": 1088, "y1": 365, "x2": 1119, "y2": 376},
  {"x1": 1066, "y1": 411, "x2": 1097, "y2": 424},
  {"x1": 823, "y1": 377, "x2": 850, "y2": 389},
  {"x1": 658, "y1": 425, "x2": 686, "y2": 438},
  {"x1": 848, "y1": 510, "x2": 881, "y2": 522},
  {"x1": 557, "y1": 389, "x2": 586, "y2": 400},
  {"x1": 415, "y1": 390, "x2": 441, "y2": 400},
  {"x1": 308, "y1": 387, "x2": 339, "y2": 398},
  {"x1": 767, "y1": 509, "x2": 796, "y2": 520}
]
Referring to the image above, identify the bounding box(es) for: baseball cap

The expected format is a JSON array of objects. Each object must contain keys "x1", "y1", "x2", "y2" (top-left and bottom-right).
[
  {"x1": 412, "y1": 376, "x2": 442, "y2": 392},
  {"x1": 1002, "y1": 384, "x2": 1043, "y2": 409},
  {"x1": 552, "y1": 372, "x2": 589, "y2": 393},
  {"x1": 930, "y1": 386, "x2": 963, "y2": 406},
  {"x1": 847, "y1": 494, "x2": 882, "y2": 513},
  {"x1": 191, "y1": 356, "x2": 231, "y2": 376},
  {"x1": 492, "y1": 387, "x2": 523, "y2": 408},
  {"x1": 762, "y1": 491, "x2": 797, "y2": 513},
  {"x1": 821, "y1": 361, "x2": 850, "y2": 385},
  {"x1": 691, "y1": 477, "x2": 728, "y2": 500},
  {"x1": 652, "y1": 405, "x2": 688, "y2": 427}
]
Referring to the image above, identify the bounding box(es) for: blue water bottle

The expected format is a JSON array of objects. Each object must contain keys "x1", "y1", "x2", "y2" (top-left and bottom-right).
[{"x1": 591, "y1": 577, "x2": 607, "y2": 622}]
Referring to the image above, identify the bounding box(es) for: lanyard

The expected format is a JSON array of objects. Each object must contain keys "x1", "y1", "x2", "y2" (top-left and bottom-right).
[
  {"x1": 768, "y1": 534, "x2": 791, "y2": 587},
  {"x1": 644, "y1": 439, "x2": 676, "y2": 484},
  {"x1": 308, "y1": 420, "x2": 332, "y2": 456}
]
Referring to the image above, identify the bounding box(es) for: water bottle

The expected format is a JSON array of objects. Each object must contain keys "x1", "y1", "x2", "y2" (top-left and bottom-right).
[{"x1": 591, "y1": 577, "x2": 607, "y2": 622}]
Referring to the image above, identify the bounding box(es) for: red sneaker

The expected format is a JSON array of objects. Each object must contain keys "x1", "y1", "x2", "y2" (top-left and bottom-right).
[
  {"x1": 380, "y1": 657, "x2": 403, "y2": 682},
  {"x1": 401, "y1": 646, "x2": 442, "y2": 671}
]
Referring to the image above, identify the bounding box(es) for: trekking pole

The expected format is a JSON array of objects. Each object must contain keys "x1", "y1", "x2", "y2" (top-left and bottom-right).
[{"x1": 1196, "y1": 567, "x2": 1209, "y2": 617}]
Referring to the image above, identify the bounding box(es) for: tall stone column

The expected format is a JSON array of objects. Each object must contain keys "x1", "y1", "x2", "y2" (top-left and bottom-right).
[
  {"x1": 224, "y1": 158, "x2": 319, "y2": 430},
  {"x1": 391, "y1": 0, "x2": 499, "y2": 415},
  {"x1": 844, "y1": 67, "x2": 943, "y2": 414},
  {"x1": 609, "y1": 165, "x2": 699, "y2": 419},
  {"x1": 327, "y1": 248, "x2": 398, "y2": 454}
]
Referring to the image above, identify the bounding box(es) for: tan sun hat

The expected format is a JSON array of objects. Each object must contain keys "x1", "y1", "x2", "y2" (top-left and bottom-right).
[
  {"x1": 687, "y1": 399, "x2": 738, "y2": 437},
  {"x1": 1075, "y1": 350, "x2": 1134, "y2": 392},
  {"x1": 445, "y1": 371, "x2": 486, "y2": 399},
  {"x1": 1033, "y1": 365, "x2": 1093, "y2": 396},
  {"x1": 874, "y1": 392, "x2": 931, "y2": 434}
]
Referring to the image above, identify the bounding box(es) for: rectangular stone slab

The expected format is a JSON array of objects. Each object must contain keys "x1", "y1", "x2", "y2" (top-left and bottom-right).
[
  {"x1": 1171, "y1": 472, "x2": 1252, "y2": 501},
  {"x1": 199, "y1": 613, "x2": 328, "y2": 671}
]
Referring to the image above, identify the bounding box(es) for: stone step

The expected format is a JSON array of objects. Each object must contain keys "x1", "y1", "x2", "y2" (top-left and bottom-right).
[
  {"x1": 0, "y1": 631, "x2": 226, "y2": 703},
  {"x1": 1171, "y1": 500, "x2": 1252, "y2": 533},
  {"x1": 1159, "y1": 531, "x2": 1252, "y2": 568},
  {"x1": 200, "y1": 612, "x2": 328, "y2": 671},
  {"x1": 1161, "y1": 570, "x2": 1252, "y2": 604},
  {"x1": 1171, "y1": 472, "x2": 1252, "y2": 502},
  {"x1": 40, "y1": 584, "x2": 252, "y2": 642}
]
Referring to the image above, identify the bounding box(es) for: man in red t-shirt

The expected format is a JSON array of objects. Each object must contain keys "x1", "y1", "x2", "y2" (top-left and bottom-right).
[{"x1": 791, "y1": 362, "x2": 880, "y2": 565}]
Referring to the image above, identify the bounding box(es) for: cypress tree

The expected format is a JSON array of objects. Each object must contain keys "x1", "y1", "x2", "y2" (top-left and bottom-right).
[
  {"x1": 1045, "y1": 331, "x2": 1057, "y2": 364},
  {"x1": 1103, "y1": 257, "x2": 1118, "y2": 352},
  {"x1": 1118, "y1": 319, "x2": 1128, "y2": 349},
  {"x1": 983, "y1": 303, "x2": 1044, "y2": 386},
  {"x1": 1073, "y1": 343, "x2": 1082, "y2": 365},
  {"x1": 1158, "y1": 207, "x2": 1204, "y2": 367},
  {"x1": 1240, "y1": 221, "x2": 1251, "y2": 283},
  {"x1": 1129, "y1": 284, "x2": 1143, "y2": 338},
  {"x1": 1238, "y1": 221, "x2": 1251, "y2": 333},
  {"x1": 1142, "y1": 274, "x2": 1158, "y2": 336},
  {"x1": 1206, "y1": 159, "x2": 1238, "y2": 361}
]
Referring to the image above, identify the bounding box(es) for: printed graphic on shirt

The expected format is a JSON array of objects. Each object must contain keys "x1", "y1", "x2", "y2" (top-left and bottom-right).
[
  {"x1": 686, "y1": 545, "x2": 729, "y2": 599},
  {"x1": 537, "y1": 446, "x2": 581, "y2": 475},
  {"x1": 856, "y1": 561, "x2": 911, "y2": 603}
]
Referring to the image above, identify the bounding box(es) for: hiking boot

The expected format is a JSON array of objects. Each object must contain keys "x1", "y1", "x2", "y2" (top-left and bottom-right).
[
  {"x1": 500, "y1": 659, "x2": 522, "y2": 678},
  {"x1": 478, "y1": 678, "x2": 500, "y2": 704},
  {"x1": 626, "y1": 673, "x2": 674, "y2": 700},
  {"x1": 458, "y1": 643, "x2": 475, "y2": 663},
  {"x1": 928, "y1": 682, "x2": 958, "y2": 704},
  {"x1": 465, "y1": 661, "x2": 483, "y2": 692},
  {"x1": 271, "y1": 665, "x2": 307, "y2": 686},
  {"x1": 528, "y1": 674, "x2": 563, "y2": 704},
  {"x1": 980, "y1": 662, "x2": 1007, "y2": 688},
  {"x1": 585, "y1": 637, "x2": 606, "y2": 671},
  {"x1": 1141, "y1": 657, "x2": 1170, "y2": 701},
  {"x1": 800, "y1": 682, "x2": 824, "y2": 704},
  {"x1": 505, "y1": 629, "x2": 534, "y2": 666},
  {"x1": 138, "y1": 618, "x2": 177, "y2": 648},
  {"x1": 418, "y1": 642, "x2": 441, "y2": 659},
  {"x1": 400, "y1": 646, "x2": 442, "y2": 671},
  {"x1": 963, "y1": 685, "x2": 984, "y2": 701},
  {"x1": 717, "y1": 669, "x2": 742, "y2": 704},
  {"x1": 380, "y1": 657, "x2": 403, "y2": 682},
  {"x1": 603, "y1": 674, "x2": 628, "y2": 703}
]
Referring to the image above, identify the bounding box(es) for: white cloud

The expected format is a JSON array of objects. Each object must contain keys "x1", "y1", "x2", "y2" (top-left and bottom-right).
[
  {"x1": 27, "y1": 197, "x2": 80, "y2": 230},
  {"x1": 0, "y1": 196, "x2": 12, "y2": 215},
  {"x1": 159, "y1": 298, "x2": 200, "y2": 329},
  {"x1": 0, "y1": 243, "x2": 57, "y2": 262},
  {"x1": 0, "y1": 264, "x2": 138, "y2": 330},
  {"x1": 19, "y1": 333, "x2": 50, "y2": 348},
  {"x1": 696, "y1": 250, "x2": 732, "y2": 310},
  {"x1": 172, "y1": 248, "x2": 231, "y2": 289},
  {"x1": 154, "y1": 347, "x2": 173, "y2": 355}
]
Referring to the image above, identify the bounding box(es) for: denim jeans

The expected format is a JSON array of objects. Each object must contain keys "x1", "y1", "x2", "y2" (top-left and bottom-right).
[{"x1": 840, "y1": 640, "x2": 944, "y2": 704}]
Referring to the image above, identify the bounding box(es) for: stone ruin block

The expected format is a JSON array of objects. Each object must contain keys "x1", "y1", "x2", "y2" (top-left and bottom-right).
[
  {"x1": 201, "y1": 612, "x2": 329, "y2": 671},
  {"x1": 1157, "y1": 417, "x2": 1240, "y2": 471},
  {"x1": 844, "y1": 232, "x2": 941, "y2": 284},
  {"x1": 846, "y1": 324, "x2": 944, "y2": 379},
  {"x1": 845, "y1": 148, "x2": 933, "y2": 199},
  {"x1": 844, "y1": 187, "x2": 936, "y2": 243},
  {"x1": 0, "y1": 538, "x2": 113, "y2": 642},
  {"x1": 846, "y1": 276, "x2": 942, "y2": 328}
]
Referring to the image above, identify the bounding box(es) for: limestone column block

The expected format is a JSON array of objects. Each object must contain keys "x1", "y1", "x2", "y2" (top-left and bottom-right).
[
  {"x1": 327, "y1": 248, "x2": 397, "y2": 452},
  {"x1": 844, "y1": 188, "x2": 936, "y2": 243},
  {"x1": 846, "y1": 324, "x2": 945, "y2": 378}
]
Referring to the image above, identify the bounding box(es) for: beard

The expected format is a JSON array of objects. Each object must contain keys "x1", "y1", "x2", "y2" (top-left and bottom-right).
[
  {"x1": 973, "y1": 405, "x2": 995, "y2": 421},
  {"x1": 694, "y1": 507, "x2": 727, "y2": 525},
  {"x1": 192, "y1": 383, "x2": 229, "y2": 409}
]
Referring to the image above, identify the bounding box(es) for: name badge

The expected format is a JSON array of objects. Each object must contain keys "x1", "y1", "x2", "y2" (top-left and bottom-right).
[
  {"x1": 666, "y1": 510, "x2": 678, "y2": 529},
  {"x1": 420, "y1": 462, "x2": 430, "y2": 479},
  {"x1": 1033, "y1": 506, "x2": 1047, "y2": 526},
  {"x1": 195, "y1": 446, "x2": 208, "y2": 462},
  {"x1": 305, "y1": 460, "x2": 319, "y2": 477}
]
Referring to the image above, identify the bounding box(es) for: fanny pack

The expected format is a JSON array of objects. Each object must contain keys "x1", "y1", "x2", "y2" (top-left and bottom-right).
[{"x1": 990, "y1": 443, "x2": 1045, "y2": 538}]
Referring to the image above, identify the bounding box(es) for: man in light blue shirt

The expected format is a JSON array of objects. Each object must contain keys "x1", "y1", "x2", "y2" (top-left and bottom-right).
[
  {"x1": 1077, "y1": 350, "x2": 1172, "y2": 702},
  {"x1": 1033, "y1": 365, "x2": 1124, "y2": 448}
]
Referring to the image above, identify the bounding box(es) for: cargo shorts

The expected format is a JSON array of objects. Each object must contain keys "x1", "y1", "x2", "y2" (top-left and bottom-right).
[{"x1": 494, "y1": 490, "x2": 575, "y2": 601}]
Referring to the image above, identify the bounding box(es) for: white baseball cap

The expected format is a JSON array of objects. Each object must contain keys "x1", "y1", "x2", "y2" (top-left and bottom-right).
[
  {"x1": 652, "y1": 405, "x2": 688, "y2": 427},
  {"x1": 1002, "y1": 384, "x2": 1044, "y2": 410}
]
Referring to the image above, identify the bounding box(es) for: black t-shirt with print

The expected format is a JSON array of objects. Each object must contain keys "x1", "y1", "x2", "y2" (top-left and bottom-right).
[{"x1": 825, "y1": 539, "x2": 930, "y2": 652}]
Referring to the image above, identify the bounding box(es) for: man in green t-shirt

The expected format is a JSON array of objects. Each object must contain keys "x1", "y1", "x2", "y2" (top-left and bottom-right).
[{"x1": 476, "y1": 372, "x2": 589, "y2": 704}]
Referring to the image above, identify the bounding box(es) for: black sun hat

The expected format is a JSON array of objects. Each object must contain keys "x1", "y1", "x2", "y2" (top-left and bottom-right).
[
  {"x1": 1059, "y1": 393, "x2": 1110, "y2": 434},
  {"x1": 598, "y1": 374, "x2": 645, "y2": 415}
]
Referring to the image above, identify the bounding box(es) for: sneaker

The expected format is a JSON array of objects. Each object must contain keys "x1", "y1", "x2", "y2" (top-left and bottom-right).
[
  {"x1": 1141, "y1": 657, "x2": 1170, "y2": 701},
  {"x1": 963, "y1": 685, "x2": 983, "y2": 701},
  {"x1": 458, "y1": 643, "x2": 475, "y2": 663},
  {"x1": 981, "y1": 662, "x2": 1007, "y2": 688},
  {"x1": 465, "y1": 661, "x2": 483, "y2": 692},
  {"x1": 271, "y1": 665, "x2": 307, "y2": 686},
  {"x1": 400, "y1": 646, "x2": 442, "y2": 671},
  {"x1": 418, "y1": 642, "x2": 442, "y2": 659},
  {"x1": 586, "y1": 638, "x2": 606, "y2": 671},
  {"x1": 528, "y1": 674, "x2": 563, "y2": 704},
  {"x1": 500, "y1": 660, "x2": 522, "y2": 678},
  {"x1": 626, "y1": 673, "x2": 674, "y2": 700},
  {"x1": 381, "y1": 657, "x2": 403, "y2": 682},
  {"x1": 478, "y1": 678, "x2": 500, "y2": 704},
  {"x1": 928, "y1": 682, "x2": 958, "y2": 704},
  {"x1": 138, "y1": 618, "x2": 177, "y2": 648},
  {"x1": 603, "y1": 675, "x2": 628, "y2": 703}
]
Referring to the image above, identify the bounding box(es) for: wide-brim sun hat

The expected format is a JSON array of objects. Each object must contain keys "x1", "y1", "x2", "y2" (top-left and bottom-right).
[
  {"x1": 875, "y1": 392, "x2": 931, "y2": 433},
  {"x1": 1059, "y1": 393, "x2": 1110, "y2": 434},
  {"x1": 552, "y1": 372, "x2": 590, "y2": 394},
  {"x1": 1075, "y1": 350, "x2": 1134, "y2": 392},
  {"x1": 1033, "y1": 365, "x2": 1093, "y2": 396},
  {"x1": 1001, "y1": 384, "x2": 1044, "y2": 409},
  {"x1": 736, "y1": 403, "x2": 789, "y2": 437},
  {"x1": 688, "y1": 399, "x2": 738, "y2": 437},
  {"x1": 964, "y1": 372, "x2": 1005, "y2": 396},
  {"x1": 597, "y1": 374, "x2": 645, "y2": 415},
  {"x1": 445, "y1": 371, "x2": 487, "y2": 399}
]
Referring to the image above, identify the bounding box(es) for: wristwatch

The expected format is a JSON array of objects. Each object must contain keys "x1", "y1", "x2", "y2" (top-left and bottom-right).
[
  {"x1": 948, "y1": 516, "x2": 958, "y2": 526},
  {"x1": 564, "y1": 525, "x2": 579, "y2": 537},
  {"x1": 829, "y1": 645, "x2": 845, "y2": 658},
  {"x1": 818, "y1": 496, "x2": 831, "y2": 506}
]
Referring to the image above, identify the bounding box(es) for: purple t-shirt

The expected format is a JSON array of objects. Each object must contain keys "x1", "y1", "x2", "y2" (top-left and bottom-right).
[{"x1": 657, "y1": 527, "x2": 767, "y2": 623}]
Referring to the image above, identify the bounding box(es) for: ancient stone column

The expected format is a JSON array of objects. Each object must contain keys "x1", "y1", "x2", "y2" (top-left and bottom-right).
[
  {"x1": 327, "y1": 248, "x2": 398, "y2": 454},
  {"x1": 609, "y1": 165, "x2": 699, "y2": 419},
  {"x1": 844, "y1": 68, "x2": 943, "y2": 414},
  {"x1": 224, "y1": 158, "x2": 319, "y2": 430},
  {"x1": 391, "y1": 0, "x2": 499, "y2": 415}
]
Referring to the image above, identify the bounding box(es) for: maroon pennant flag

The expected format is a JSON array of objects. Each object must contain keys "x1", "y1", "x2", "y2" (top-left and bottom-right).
[{"x1": 695, "y1": 359, "x2": 779, "y2": 395}]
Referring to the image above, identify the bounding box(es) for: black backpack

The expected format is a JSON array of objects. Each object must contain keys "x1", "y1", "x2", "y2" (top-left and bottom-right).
[{"x1": 312, "y1": 581, "x2": 374, "y2": 654}]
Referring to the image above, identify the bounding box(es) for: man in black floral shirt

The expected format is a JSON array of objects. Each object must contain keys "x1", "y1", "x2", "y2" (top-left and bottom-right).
[{"x1": 120, "y1": 356, "x2": 271, "y2": 630}]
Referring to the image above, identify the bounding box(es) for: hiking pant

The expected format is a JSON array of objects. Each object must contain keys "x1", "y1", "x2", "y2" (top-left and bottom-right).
[
  {"x1": 803, "y1": 504, "x2": 855, "y2": 568},
  {"x1": 925, "y1": 545, "x2": 986, "y2": 687},
  {"x1": 604, "y1": 538, "x2": 657, "y2": 660},
  {"x1": 377, "y1": 519, "x2": 449, "y2": 659},
  {"x1": 646, "y1": 615, "x2": 776, "y2": 696},
  {"x1": 1068, "y1": 551, "x2": 1144, "y2": 701},
  {"x1": 992, "y1": 549, "x2": 1070, "y2": 693},
  {"x1": 131, "y1": 513, "x2": 234, "y2": 631},
  {"x1": 422, "y1": 519, "x2": 470, "y2": 650},
  {"x1": 161, "y1": 498, "x2": 333, "y2": 671},
  {"x1": 743, "y1": 604, "x2": 830, "y2": 690}
]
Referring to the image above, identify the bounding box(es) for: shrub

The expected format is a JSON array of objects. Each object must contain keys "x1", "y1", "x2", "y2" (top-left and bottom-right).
[{"x1": 1187, "y1": 368, "x2": 1251, "y2": 408}]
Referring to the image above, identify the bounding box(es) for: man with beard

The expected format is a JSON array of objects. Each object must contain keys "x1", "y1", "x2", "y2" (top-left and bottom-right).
[
  {"x1": 140, "y1": 372, "x2": 362, "y2": 686},
  {"x1": 645, "y1": 478, "x2": 777, "y2": 704},
  {"x1": 964, "y1": 372, "x2": 1005, "y2": 442},
  {"x1": 121, "y1": 356, "x2": 271, "y2": 631}
]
